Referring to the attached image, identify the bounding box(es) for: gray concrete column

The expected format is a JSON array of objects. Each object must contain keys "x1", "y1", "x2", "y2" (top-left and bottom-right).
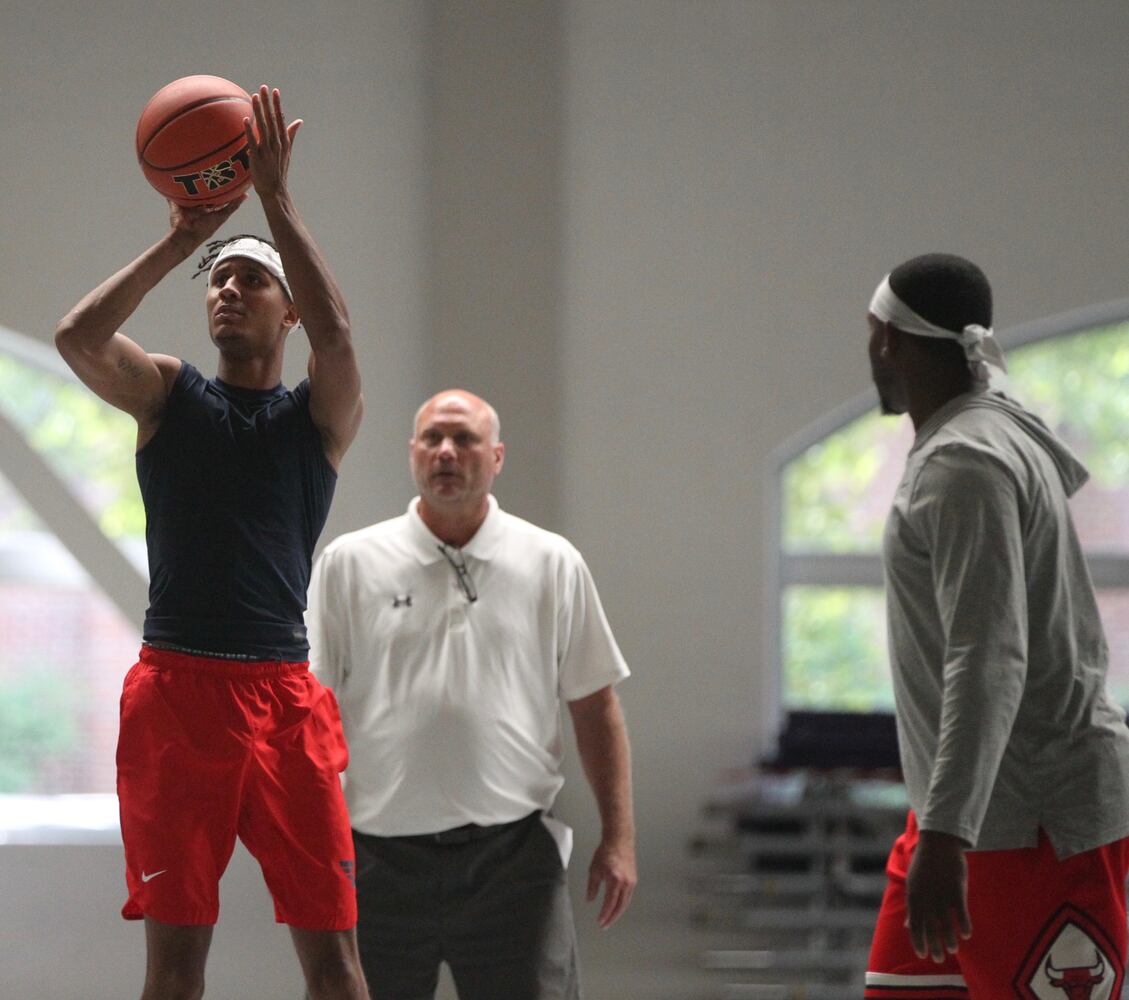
[{"x1": 426, "y1": 0, "x2": 564, "y2": 529}]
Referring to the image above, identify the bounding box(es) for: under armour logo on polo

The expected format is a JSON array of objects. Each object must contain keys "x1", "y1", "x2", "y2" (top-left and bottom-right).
[{"x1": 393, "y1": 594, "x2": 413, "y2": 608}]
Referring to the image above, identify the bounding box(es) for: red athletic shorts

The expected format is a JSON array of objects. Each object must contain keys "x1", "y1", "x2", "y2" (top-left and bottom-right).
[
  {"x1": 116, "y1": 646, "x2": 357, "y2": 930},
  {"x1": 866, "y1": 811, "x2": 1129, "y2": 999}
]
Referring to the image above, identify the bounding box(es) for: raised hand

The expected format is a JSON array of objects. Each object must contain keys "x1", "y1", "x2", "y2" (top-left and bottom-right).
[{"x1": 244, "y1": 85, "x2": 303, "y2": 199}]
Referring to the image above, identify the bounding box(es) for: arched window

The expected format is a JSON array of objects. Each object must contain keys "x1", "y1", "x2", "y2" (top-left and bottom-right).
[
  {"x1": 0, "y1": 326, "x2": 146, "y2": 841},
  {"x1": 770, "y1": 301, "x2": 1129, "y2": 723}
]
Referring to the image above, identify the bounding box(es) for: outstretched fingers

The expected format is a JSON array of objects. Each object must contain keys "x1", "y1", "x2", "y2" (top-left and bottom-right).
[
  {"x1": 243, "y1": 87, "x2": 284, "y2": 149},
  {"x1": 271, "y1": 87, "x2": 303, "y2": 147},
  {"x1": 242, "y1": 85, "x2": 299, "y2": 195}
]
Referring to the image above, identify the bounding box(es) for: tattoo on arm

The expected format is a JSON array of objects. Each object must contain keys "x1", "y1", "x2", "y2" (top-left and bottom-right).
[{"x1": 117, "y1": 357, "x2": 145, "y2": 380}]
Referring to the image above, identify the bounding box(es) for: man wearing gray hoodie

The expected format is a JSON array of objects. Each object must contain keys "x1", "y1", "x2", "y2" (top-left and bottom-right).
[{"x1": 862, "y1": 254, "x2": 1129, "y2": 999}]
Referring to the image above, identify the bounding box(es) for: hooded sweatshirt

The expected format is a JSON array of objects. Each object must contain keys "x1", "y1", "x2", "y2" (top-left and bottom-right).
[{"x1": 883, "y1": 388, "x2": 1129, "y2": 857}]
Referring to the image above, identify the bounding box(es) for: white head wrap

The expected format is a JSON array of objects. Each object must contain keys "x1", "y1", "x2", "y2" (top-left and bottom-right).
[
  {"x1": 210, "y1": 237, "x2": 292, "y2": 301},
  {"x1": 868, "y1": 274, "x2": 1006, "y2": 383}
]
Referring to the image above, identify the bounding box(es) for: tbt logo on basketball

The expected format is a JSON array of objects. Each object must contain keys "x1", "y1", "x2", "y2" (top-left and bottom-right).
[{"x1": 136, "y1": 75, "x2": 256, "y2": 207}]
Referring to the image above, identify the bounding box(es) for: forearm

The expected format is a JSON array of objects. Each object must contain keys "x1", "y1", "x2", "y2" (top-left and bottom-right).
[
  {"x1": 922, "y1": 650, "x2": 1025, "y2": 842},
  {"x1": 571, "y1": 690, "x2": 635, "y2": 842},
  {"x1": 260, "y1": 187, "x2": 361, "y2": 463},
  {"x1": 56, "y1": 233, "x2": 190, "y2": 351},
  {"x1": 922, "y1": 563, "x2": 1027, "y2": 840},
  {"x1": 259, "y1": 189, "x2": 351, "y2": 348}
]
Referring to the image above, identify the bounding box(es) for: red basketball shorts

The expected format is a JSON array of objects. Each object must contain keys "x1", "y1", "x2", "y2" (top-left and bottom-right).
[
  {"x1": 116, "y1": 646, "x2": 357, "y2": 930},
  {"x1": 866, "y1": 811, "x2": 1129, "y2": 999}
]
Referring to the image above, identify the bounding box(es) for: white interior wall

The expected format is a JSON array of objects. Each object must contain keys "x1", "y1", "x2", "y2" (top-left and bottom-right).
[
  {"x1": 552, "y1": 0, "x2": 1129, "y2": 893},
  {"x1": 5, "y1": 1, "x2": 1129, "y2": 996}
]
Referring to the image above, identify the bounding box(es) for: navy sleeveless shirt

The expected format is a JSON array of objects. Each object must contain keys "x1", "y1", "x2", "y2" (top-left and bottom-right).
[{"x1": 137, "y1": 362, "x2": 337, "y2": 659}]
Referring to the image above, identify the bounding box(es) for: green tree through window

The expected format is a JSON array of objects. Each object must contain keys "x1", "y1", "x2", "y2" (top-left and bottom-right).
[
  {"x1": 0, "y1": 355, "x2": 143, "y2": 538},
  {"x1": 0, "y1": 343, "x2": 142, "y2": 795},
  {"x1": 780, "y1": 318, "x2": 1129, "y2": 712}
]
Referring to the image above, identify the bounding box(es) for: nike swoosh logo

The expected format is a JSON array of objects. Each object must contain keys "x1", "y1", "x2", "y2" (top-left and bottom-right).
[{"x1": 141, "y1": 869, "x2": 167, "y2": 883}]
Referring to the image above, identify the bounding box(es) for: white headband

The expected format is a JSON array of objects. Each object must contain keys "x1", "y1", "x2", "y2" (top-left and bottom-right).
[
  {"x1": 210, "y1": 237, "x2": 292, "y2": 300},
  {"x1": 869, "y1": 274, "x2": 1006, "y2": 383}
]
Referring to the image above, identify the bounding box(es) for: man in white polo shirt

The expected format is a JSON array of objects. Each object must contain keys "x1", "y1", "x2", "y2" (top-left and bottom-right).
[{"x1": 307, "y1": 389, "x2": 636, "y2": 1000}]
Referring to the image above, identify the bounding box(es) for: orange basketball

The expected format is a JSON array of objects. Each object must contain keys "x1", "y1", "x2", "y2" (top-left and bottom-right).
[{"x1": 136, "y1": 76, "x2": 255, "y2": 207}]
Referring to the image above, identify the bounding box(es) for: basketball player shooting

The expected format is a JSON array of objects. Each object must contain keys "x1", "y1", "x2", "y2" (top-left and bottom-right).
[{"x1": 55, "y1": 86, "x2": 368, "y2": 1000}]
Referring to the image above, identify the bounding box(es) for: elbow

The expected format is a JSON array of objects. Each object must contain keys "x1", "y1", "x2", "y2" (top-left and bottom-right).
[
  {"x1": 54, "y1": 316, "x2": 101, "y2": 372},
  {"x1": 54, "y1": 317, "x2": 80, "y2": 357}
]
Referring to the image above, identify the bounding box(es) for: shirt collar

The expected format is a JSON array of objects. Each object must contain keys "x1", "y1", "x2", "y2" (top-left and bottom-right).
[{"x1": 405, "y1": 495, "x2": 504, "y2": 564}]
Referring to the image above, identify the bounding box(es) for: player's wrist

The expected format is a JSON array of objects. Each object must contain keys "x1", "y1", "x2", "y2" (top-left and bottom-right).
[
  {"x1": 163, "y1": 228, "x2": 200, "y2": 261},
  {"x1": 601, "y1": 821, "x2": 636, "y2": 846},
  {"x1": 917, "y1": 828, "x2": 969, "y2": 853},
  {"x1": 257, "y1": 184, "x2": 293, "y2": 213}
]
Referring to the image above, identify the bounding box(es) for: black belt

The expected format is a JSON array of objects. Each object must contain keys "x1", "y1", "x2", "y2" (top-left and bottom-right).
[{"x1": 387, "y1": 811, "x2": 539, "y2": 846}]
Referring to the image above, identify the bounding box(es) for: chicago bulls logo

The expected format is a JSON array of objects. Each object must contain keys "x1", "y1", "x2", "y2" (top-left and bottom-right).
[
  {"x1": 1044, "y1": 952, "x2": 1104, "y2": 1000},
  {"x1": 1013, "y1": 906, "x2": 1120, "y2": 1000}
]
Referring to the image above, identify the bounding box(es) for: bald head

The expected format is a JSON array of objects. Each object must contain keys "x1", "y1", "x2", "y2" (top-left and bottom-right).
[
  {"x1": 413, "y1": 390, "x2": 501, "y2": 445},
  {"x1": 410, "y1": 390, "x2": 505, "y2": 532}
]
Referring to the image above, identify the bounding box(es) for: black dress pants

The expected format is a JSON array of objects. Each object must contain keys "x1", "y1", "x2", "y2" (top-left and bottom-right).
[{"x1": 352, "y1": 813, "x2": 580, "y2": 1000}]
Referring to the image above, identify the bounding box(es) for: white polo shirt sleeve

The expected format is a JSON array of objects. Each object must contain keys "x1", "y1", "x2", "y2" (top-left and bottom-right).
[
  {"x1": 556, "y1": 546, "x2": 631, "y2": 702},
  {"x1": 307, "y1": 540, "x2": 348, "y2": 691}
]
